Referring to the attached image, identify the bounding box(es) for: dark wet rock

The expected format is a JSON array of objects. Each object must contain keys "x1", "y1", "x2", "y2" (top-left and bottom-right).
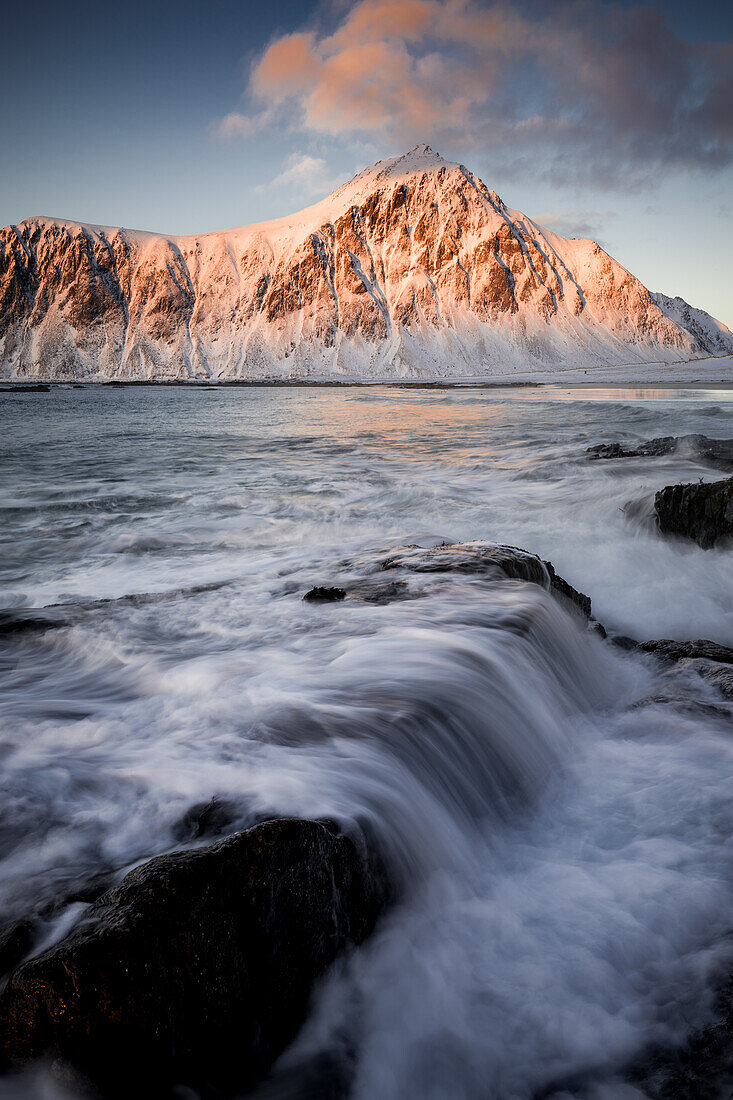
[
  {"x1": 587, "y1": 620, "x2": 607, "y2": 640},
  {"x1": 635, "y1": 638, "x2": 733, "y2": 700},
  {"x1": 379, "y1": 541, "x2": 549, "y2": 582},
  {"x1": 587, "y1": 434, "x2": 733, "y2": 472},
  {"x1": 172, "y1": 796, "x2": 239, "y2": 843},
  {"x1": 639, "y1": 639, "x2": 733, "y2": 665},
  {"x1": 543, "y1": 559, "x2": 592, "y2": 618},
  {"x1": 303, "y1": 586, "x2": 347, "y2": 603},
  {"x1": 653, "y1": 477, "x2": 733, "y2": 549},
  {"x1": 46, "y1": 871, "x2": 118, "y2": 913},
  {"x1": 346, "y1": 579, "x2": 413, "y2": 605},
  {"x1": 0, "y1": 920, "x2": 34, "y2": 979},
  {"x1": 611, "y1": 634, "x2": 640, "y2": 651},
  {"x1": 0, "y1": 818, "x2": 387, "y2": 1098},
  {"x1": 631, "y1": 975, "x2": 733, "y2": 1098},
  {"x1": 378, "y1": 542, "x2": 592, "y2": 617},
  {"x1": 676, "y1": 658, "x2": 733, "y2": 699}
]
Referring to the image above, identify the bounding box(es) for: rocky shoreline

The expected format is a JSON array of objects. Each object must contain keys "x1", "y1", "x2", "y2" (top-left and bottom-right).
[{"x1": 1, "y1": 538, "x2": 732, "y2": 1096}]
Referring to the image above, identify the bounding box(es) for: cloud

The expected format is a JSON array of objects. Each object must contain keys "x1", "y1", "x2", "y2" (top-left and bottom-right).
[
  {"x1": 216, "y1": 112, "x2": 260, "y2": 139},
  {"x1": 533, "y1": 209, "x2": 615, "y2": 242},
  {"x1": 218, "y1": 0, "x2": 733, "y2": 184},
  {"x1": 257, "y1": 153, "x2": 350, "y2": 198}
]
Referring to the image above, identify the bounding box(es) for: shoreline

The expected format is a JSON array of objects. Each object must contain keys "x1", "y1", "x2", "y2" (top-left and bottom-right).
[
  {"x1": 2, "y1": 379, "x2": 732, "y2": 392},
  {"x1": 1, "y1": 354, "x2": 731, "y2": 393}
]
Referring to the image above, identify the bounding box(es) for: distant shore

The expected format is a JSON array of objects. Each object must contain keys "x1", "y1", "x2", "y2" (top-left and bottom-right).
[{"x1": 1, "y1": 354, "x2": 731, "y2": 393}]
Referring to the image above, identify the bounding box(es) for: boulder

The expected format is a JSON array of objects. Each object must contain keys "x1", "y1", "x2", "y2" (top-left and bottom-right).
[
  {"x1": 653, "y1": 477, "x2": 733, "y2": 549},
  {"x1": 0, "y1": 818, "x2": 387, "y2": 1098}
]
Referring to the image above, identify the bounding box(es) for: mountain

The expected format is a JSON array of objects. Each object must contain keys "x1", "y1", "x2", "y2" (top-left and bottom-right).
[{"x1": 1, "y1": 145, "x2": 731, "y2": 381}]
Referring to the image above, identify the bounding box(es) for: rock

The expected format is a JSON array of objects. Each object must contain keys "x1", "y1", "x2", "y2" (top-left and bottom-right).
[
  {"x1": 543, "y1": 559, "x2": 592, "y2": 618},
  {"x1": 378, "y1": 541, "x2": 592, "y2": 617},
  {"x1": 303, "y1": 586, "x2": 347, "y2": 603},
  {"x1": 172, "y1": 796, "x2": 239, "y2": 842},
  {"x1": 43, "y1": 873, "x2": 117, "y2": 914},
  {"x1": 0, "y1": 818, "x2": 387, "y2": 1098},
  {"x1": 676, "y1": 658, "x2": 733, "y2": 699},
  {"x1": 639, "y1": 639, "x2": 733, "y2": 665},
  {"x1": 636, "y1": 638, "x2": 733, "y2": 700},
  {"x1": 0, "y1": 920, "x2": 34, "y2": 979},
  {"x1": 653, "y1": 477, "x2": 733, "y2": 549},
  {"x1": 631, "y1": 975, "x2": 733, "y2": 1098},
  {"x1": 611, "y1": 634, "x2": 639, "y2": 651},
  {"x1": 587, "y1": 434, "x2": 733, "y2": 472}
]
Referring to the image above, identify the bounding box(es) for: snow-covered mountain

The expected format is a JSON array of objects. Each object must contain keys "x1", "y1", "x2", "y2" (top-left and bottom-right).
[{"x1": 1, "y1": 145, "x2": 731, "y2": 381}]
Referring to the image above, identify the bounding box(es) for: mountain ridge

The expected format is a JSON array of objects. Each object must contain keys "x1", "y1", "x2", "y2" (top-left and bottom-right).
[{"x1": 2, "y1": 145, "x2": 731, "y2": 380}]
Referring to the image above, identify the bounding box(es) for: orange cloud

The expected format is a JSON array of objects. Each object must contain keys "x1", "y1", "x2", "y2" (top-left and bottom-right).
[
  {"x1": 219, "y1": 0, "x2": 733, "y2": 180},
  {"x1": 253, "y1": 32, "x2": 318, "y2": 100}
]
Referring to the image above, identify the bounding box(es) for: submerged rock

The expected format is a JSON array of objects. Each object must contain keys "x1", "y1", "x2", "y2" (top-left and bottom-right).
[
  {"x1": 587, "y1": 434, "x2": 733, "y2": 472},
  {"x1": 0, "y1": 818, "x2": 387, "y2": 1098},
  {"x1": 653, "y1": 477, "x2": 733, "y2": 549}
]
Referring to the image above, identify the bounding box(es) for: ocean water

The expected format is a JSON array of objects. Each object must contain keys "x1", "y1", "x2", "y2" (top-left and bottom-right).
[{"x1": 0, "y1": 383, "x2": 732, "y2": 1099}]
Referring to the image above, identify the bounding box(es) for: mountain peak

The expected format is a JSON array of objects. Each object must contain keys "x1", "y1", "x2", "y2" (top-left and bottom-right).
[
  {"x1": 327, "y1": 144, "x2": 458, "y2": 209},
  {"x1": 375, "y1": 143, "x2": 454, "y2": 178}
]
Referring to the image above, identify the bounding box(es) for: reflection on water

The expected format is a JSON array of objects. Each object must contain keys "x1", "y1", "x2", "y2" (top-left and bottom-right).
[
  {"x1": 0, "y1": 385, "x2": 732, "y2": 1099},
  {"x1": 476, "y1": 385, "x2": 733, "y2": 402}
]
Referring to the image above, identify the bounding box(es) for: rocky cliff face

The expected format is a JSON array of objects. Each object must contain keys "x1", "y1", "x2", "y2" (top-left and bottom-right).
[{"x1": 1, "y1": 145, "x2": 731, "y2": 380}]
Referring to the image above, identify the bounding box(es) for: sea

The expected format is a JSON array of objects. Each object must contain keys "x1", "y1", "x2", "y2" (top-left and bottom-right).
[{"x1": 1, "y1": 382, "x2": 732, "y2": 1098}]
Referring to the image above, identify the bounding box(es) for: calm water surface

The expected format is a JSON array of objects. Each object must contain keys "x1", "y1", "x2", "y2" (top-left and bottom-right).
[{"x1": 0, "y1": 385, "x2": 732, "y2": 1099}]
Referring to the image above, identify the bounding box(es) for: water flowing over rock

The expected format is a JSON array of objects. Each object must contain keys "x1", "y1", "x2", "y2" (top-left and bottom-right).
[
  {"x1": 654, "y1": 477, "x2": 733, "y2": 549},
  {"x1": 375, "y1": 541, "x2": 592, "y2": 617},
  {"x1": 2, "y1": 145, "x2": 732, "y2": 381},
  {"x1": 636, "y1": 638, "x2": 733, "y2": 700},
  {"x1": 0, "y1": 819, "x2": 388, "y2": 1098},
  {"x1": 587, "y1": 434, "x2": 733, "y2": 472}
]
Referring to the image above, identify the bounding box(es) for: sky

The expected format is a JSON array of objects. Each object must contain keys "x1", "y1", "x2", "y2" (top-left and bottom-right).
[{"x1": 2, "y1": 0, "x2": 732, "y2": 326}]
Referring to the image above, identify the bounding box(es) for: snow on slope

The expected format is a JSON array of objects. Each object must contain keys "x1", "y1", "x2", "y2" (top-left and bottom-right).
[
  {"x1": 1, "y1": 145, "x2": 731, "y2": 381},
  {"x1": 652, "y1": 292, "x2": 733, "y2": 357}
]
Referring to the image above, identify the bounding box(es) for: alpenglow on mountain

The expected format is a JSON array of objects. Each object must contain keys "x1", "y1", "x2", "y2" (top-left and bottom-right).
[{"x1": 1, "y1": 145, "x2": 731, "y2": 381}]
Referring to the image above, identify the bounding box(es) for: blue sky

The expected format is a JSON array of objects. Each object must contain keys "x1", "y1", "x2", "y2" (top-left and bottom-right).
[{"x1": 2, "y1": 0, "x2": 731, "y2": 325}]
